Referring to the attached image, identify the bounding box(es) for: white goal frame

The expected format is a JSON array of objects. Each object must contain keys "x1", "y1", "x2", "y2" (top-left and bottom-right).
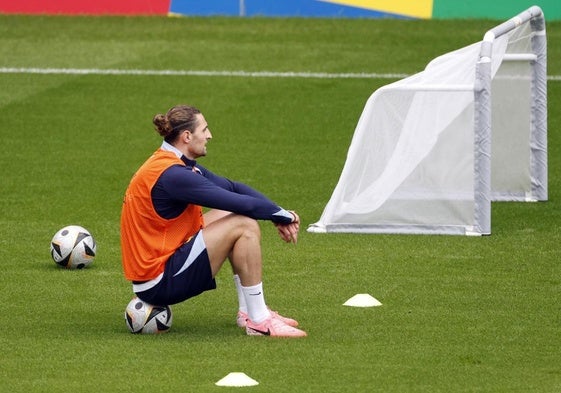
[{"x1": 309, "y1": 6, "x2": 547, "y2": 236}]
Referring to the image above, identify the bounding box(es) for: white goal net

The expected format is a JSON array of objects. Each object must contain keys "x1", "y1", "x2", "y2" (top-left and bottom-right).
[{"x1": 309, "y1": 6, "x2": 547, "y2": 236}]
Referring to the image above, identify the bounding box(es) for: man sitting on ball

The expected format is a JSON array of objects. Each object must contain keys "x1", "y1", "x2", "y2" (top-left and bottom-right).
[{"x1": 120, "y1": 104, "x2": 306, "y2": 338}]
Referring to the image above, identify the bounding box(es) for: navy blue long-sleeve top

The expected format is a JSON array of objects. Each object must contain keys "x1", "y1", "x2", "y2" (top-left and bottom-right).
[{"x1": 151, "y1": 142, "x2": 294, "y2": 224}]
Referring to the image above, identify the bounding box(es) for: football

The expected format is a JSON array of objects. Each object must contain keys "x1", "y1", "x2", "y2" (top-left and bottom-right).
[
  {"x1": 124, "y1": 297, "x2": 173, "y2": 334},
  {"x1": 50, "y1": 225, "x2": 96, "y2": 269}
]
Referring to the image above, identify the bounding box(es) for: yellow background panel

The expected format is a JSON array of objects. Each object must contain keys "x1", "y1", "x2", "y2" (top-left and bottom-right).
[{"x1": 320, "y1": 0, "x2": 433, "y2": 19}]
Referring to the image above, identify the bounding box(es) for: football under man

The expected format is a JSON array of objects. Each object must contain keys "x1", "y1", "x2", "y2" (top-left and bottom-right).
[{"x1": 120, "y1": 104, "x2": 306, "y2": 337}]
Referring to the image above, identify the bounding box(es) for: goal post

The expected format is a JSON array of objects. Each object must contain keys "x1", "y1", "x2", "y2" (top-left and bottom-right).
[{"x1": 308, "y1": 6, "x2": 547, "y2": 236}]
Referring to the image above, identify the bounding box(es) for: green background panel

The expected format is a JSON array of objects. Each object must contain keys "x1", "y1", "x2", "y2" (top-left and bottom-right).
[{"x1": 433, "y1": 0, "x2": 560, "y2": 20}]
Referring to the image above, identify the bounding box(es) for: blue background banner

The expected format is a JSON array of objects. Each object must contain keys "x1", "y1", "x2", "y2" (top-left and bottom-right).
[{"x1": 169, "y1": 0, "x2": 411, "y2": 18}]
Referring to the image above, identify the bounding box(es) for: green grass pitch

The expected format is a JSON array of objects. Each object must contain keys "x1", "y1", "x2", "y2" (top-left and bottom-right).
[{"x1": 0, "y1": 14, "x2": 560, "y2": 392}]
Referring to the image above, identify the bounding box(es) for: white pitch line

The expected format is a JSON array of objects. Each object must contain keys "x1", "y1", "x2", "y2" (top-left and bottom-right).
[
  {"x1": 0, "y1": 67, "x2": 407, "y2": 79},
  {"x1": 1, "y1": 67, "x2": 560, "y2": 81}
]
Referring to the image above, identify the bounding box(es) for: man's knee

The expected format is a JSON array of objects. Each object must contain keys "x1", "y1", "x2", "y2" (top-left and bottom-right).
[
  {"x1": 236, "y1": 215, "x2": 261, "y2": 240},
  {"x1": 204, "y1": 214, "x2": 259, "y2": 242}
]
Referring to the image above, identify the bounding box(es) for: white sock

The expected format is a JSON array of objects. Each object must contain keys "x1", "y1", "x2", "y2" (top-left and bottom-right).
[
  {"x1": 241, "y1": 282, "x2": 270, "y2": 324},
  {"x1": 233, "y1": 274, "x2": 247, "y2": 314}
]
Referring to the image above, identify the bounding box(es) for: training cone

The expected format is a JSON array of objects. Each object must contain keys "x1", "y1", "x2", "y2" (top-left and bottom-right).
[
  {"x1": 215, "y1": 372, "x2": 259, "y2": 387},
  {"x1": 343, "y1": 293, "x2": 382, "y2": 307}
]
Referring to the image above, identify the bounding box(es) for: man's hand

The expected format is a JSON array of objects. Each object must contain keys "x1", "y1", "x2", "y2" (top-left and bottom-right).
[{"x1": 275, "y1": 211, "x2": 300, "y2": 244}]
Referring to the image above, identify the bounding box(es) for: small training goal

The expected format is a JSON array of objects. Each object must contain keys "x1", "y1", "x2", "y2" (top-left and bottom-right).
[{"x1": 309, "y1": 6, "x2": 547, "y2": 236}]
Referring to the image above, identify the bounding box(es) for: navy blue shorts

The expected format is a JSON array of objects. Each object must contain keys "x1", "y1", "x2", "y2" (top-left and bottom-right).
[{"x1": 133, "y1": 231, "x2": 216, "y2": 306}]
